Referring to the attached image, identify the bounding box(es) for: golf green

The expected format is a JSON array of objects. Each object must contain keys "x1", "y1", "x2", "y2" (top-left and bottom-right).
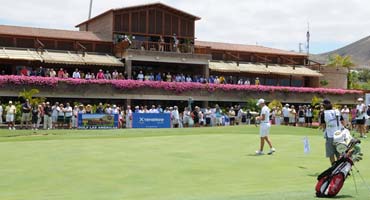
[{"x1": 0, "y1": 126, "x2": 369, "y2": 200}]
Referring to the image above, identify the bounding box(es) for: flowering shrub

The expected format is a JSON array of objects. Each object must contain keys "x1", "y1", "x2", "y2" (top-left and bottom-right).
[{"x1": 0, "y1": 75, "x2": 363, "y2": 95}]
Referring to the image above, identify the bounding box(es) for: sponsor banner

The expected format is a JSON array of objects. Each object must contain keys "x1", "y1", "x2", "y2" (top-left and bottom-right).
[
  {"x1": 78, "y1": 114, "x2": 119, "y2": 129},
  {"x1": 132, "y1": 113, "x2": 171, "y2": 128}
]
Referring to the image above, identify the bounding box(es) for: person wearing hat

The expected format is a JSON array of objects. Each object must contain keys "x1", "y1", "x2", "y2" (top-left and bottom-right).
[
  {"x1": 356, "y1": 98, "x2": 367, "y2": 138},
  {"x1": 282, "y1": 104, "x2": 290, "y2": 126},
  {"x1": 43, "y1": 102, "x2": 52, "y2": 130},
  {"x1": 20, "y1": 99, "x2": 32, "y2": 129},
  {"x1": 255, "y1": 99, "x2": 275, "y2": 155},
  {"x1": 126, "y1": 106, "x2": 133, "y2": 128},
  {"x1": 5, "y1": 101, "x2": 17, "y2": 130},
  {"x1": 340, "y1": 105, "x2": 350, "y2": 128},
  {"x1": 172, "y1": 106, "x2": 180, "y2": 128},
  {"x1": 320, "y1": 99, "x2": 343, "y2": 164}
]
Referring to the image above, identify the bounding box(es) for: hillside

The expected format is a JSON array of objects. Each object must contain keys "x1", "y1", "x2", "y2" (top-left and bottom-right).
[{"x1": 311, "y1": 35, "x2": 370, "y2": 68}]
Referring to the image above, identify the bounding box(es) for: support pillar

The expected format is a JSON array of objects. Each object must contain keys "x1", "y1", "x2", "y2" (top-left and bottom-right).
[
  {"x1": 125, "y1": 59, "x2": 132, "y2": 79},
  {"x1": 204, "y1": 64, "x2": 209, "y2": 80}
]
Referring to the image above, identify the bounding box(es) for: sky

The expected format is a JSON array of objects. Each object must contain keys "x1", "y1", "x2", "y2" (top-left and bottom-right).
[{"x1": 0, "y1": 0, "x2": 369, "y2": 54}]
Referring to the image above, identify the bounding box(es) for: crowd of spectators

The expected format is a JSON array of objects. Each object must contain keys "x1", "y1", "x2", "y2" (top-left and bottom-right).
[
  {"x1": 4, "y1": 66, "x2": 261, "y2": 86},
  {"x1": 1, "y1": 99, "x2": 368, "y2": 132}
]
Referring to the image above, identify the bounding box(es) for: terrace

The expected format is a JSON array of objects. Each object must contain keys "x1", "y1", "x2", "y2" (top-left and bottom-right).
[{"x1": 0, "y1": 75, "x2": 362, "y2": 104}]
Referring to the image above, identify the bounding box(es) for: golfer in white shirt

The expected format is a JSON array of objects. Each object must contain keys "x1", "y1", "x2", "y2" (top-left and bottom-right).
[{"x1": 255, "y1": 99, "x2": 275, "y2": 155}]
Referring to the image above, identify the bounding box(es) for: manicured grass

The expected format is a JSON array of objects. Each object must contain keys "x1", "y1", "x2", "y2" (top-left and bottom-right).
[{"x1": 0, "y1": 126, "x2": 369, "y2": 200}]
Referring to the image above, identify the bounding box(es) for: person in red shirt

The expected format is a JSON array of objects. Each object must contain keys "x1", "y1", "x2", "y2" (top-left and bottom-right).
[
  {"x1": 57, "y1": 68, "x2": 64, "y2": 78},
  {"x1": 97, "y1": 69, "x2": 105, "y2": 79},
  {"x1": 20, "y1": 67, "x2": 29, "y2": 76}
]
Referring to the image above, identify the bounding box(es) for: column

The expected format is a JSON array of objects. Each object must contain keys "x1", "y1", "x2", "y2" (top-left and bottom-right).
[{"x1": 125, "y1": 59, "x2": 132, "y2": 79}]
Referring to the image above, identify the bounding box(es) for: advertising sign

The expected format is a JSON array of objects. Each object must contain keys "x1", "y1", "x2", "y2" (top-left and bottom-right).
[
  {"x1": 78, "y1": 114, "x2": 119, "y2": 129},
  {"x1": 132, "y1": 113, "x2": 171, "y2": 128}
]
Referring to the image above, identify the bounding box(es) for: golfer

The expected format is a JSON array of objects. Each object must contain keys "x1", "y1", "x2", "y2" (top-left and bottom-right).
[{"x1": 255, "y1": 99, "x2": 276, "y2": 155}]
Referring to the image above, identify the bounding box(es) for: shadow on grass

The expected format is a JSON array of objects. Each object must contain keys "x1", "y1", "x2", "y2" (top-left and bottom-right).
[{"x1": 315, "y1": 194, "x2": 354, "y2": 199}]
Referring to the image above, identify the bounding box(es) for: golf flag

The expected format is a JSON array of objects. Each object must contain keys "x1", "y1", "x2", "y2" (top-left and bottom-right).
[{"x1": 303, "y1": 136, "x2": 310, "y2": 154}]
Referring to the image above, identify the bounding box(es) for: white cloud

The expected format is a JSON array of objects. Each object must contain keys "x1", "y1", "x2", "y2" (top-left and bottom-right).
[{"x1": 0, "y1": 0, "x2": 369, "y2": 53}]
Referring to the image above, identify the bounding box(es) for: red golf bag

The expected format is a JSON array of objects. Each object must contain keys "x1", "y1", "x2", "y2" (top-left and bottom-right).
[{"x1": 315, "y1": 156, "x2": 353, "y2": 197}]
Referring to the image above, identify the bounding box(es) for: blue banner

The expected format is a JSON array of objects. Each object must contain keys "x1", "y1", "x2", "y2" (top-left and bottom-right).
[
  {"x1": 132, "y1": 113, "x2": 171, "y2": 128},
  {"x1": 78, "y1": 114, "x2": 119, "y2": 129}
]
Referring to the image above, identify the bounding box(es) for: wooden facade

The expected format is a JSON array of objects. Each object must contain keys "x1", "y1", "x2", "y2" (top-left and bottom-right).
[{"x1": 0, "y1": 35, "x2": 113, "y2": 53}]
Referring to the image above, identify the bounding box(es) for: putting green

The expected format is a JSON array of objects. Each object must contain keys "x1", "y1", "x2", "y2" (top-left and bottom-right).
[{"x1": 0, "y1": 126, "x2": 369, "y2": 200}]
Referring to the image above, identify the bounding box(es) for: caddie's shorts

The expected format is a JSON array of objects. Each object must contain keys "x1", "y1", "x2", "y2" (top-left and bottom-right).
[{"x1": 326, "y1": 138, "x2": 340, "y2": 158}]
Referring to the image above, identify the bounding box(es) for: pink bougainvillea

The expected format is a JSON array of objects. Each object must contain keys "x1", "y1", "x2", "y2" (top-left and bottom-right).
[{"x1": 0, "y1": 75, "x2": 363, "y2": 95}]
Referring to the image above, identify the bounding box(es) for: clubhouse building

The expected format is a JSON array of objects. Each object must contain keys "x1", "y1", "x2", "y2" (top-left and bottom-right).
[{"x1": 0, "y1": 2, "x2": 361, "y2": 106}]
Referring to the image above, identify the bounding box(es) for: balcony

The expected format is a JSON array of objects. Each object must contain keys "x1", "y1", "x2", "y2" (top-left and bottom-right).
[{"x1": 115, "y1": 41, "x2": 211, "y2": 65}]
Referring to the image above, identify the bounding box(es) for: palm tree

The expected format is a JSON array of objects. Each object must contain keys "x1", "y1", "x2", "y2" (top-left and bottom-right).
[{"x1": 327, "y1": 54, "x2": 355, "y2": 68}]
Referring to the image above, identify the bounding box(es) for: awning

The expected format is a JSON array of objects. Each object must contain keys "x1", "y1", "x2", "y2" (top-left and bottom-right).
[
  {"x1": 82, "y1": 53, "x2": 124, "y2": 67},
  {"x1": 0, "y1": 47, "x2": 123, "y2": 67},
  {"x1": 267, "y1": 64, "x2": 323, "y2": 77},
  {"x1": 209, "y1": 61, "x2": 240, "y2": 73},
  {"x1": 238, "y1": 63, "x2": 269, "y2": 74},
  {"x1": 209, "y1": 61, "x2": 323, "y2": 77},
  {"x1": 41, "y1": 50, "x2": 124, "y2": 66},
  {"x1": 0, "y1": 47, "x2": 42, "y2": 61},
  {"x1": 41, "y1": 50, "x2": 85, "y2": 65}
]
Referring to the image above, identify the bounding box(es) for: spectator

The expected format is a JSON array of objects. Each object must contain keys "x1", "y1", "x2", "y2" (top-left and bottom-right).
[
  {"x1": 137, "y1": 71, "x2": 144, "y2": 81},
  {"x1": 228, "y1": 107, "x2": 236, "y2": 126},
  {"x1": 57, "y1": 104, "x2": 65, "y2": 128},
  {"x1": 91, "y1": 72, "x2": 96, "y2": 79},
  {"x1": 183, "y1": 107, "x2": 191, "y2": 127},
  {"x1": 97, "y1": 69, "x2": 105, "y2": 79},
  {"x1": 282, "y1": 104, "x2": 290, "y2": 126},
  {"x1": 289, "y1": 105, "x2": 296, "y2": 126},
  {"x1": 63, "y1": 70, "x2": 69, "y2": 79},
  {"x1": 166, "y1": 73, "x2": 172, "y2": 82},
  {"x1": 20, "y1": 99, "x2": 32, "y2": 129},
  {"x1": 72, "y1": 105, "x2": 78, "y2": 129},
  {"x1": 5, "y1": 101, "x2": 16, "y2": 130},
  {"x1": 31, "y1": 104, "x2": 39, "y2": 130},
  {"x1": 105, "y1": 70, "x2": 112, "y2": 80},
  {"x1": 341, "y1": 105, "x2": 350, "y2": 128},
  {"x1": 85, "y1": 105, "x2": 92, "y2": 114},
  {"x1": 85, "y1": 72, "x2": 92, "y2": 80},
  {"x1": 96, "y1": 103, "x2": 104, "y2": 114},
  {"x1": 155, "y1": 73, "x2": 162, "y2": 81},
  {"x1": 159, "y1": 35, "x2": 165, "y2": 52},
  {"x1": 20, "y1": 66, "x2": 29, "y2": 76},
  {"x1": 52, "y1": 102, "x2": 59, "y2": 128},
  {"x1": 37, "y1": 66, "x2": 45, "y2": 77},
  {"x1": 305, "y1": 105, "x2": 313, "y2": 128},
  {"x1": 105, "y1": 104, "x2": 113, "y2": 115},
  {"x1": 49, "y1": 68, "x2": 56, "y2": 78},
  {"x1": 117, "y1": 73, "x2": 124, "y2": 80},
  {"x1": 246, "y1": 109, "x2": 252, "y2": 125},
  {"x1": 192, "y1": 106, "x2": 200, "y2": 127},
  {"x1": 126, "y1": 106, "x2": 133, "y2": 128},
  {"x1": 172, "y1": 106, "x2": 180, "y2": 128},
  {"x1": 0, "y1": 101, "x2": 3, "y2": 125},
  {"x1": 64, "y1": 103, "x2": 73, "y2": 129},
  {"x1": 43, "y1": 102, "x2": 52, "y2": 130},
  {"x1": 57, "y1": 68, "x2": 64, "y2": 78},
  {"x1": 255, "y1": 77, "x2": 260, "y2": 86},
  {"x1": 72, "y1": 68, "x2": 81, "y2": 79},
  {"x1": 244, "y1": 79, "x2": 251, "y2": 85},
  {"x1": 112, "y1": 70, "x2": 119, "y2": 79}
]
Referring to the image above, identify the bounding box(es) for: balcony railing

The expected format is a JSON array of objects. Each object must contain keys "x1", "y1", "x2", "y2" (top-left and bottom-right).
[{"x1": 128, "y1": 40, "x2": 195, "y2": 54}]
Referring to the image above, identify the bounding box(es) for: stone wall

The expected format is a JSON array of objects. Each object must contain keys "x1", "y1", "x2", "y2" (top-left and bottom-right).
[
  {"x1": 83, "y1": 12, "x2": 113, "y2": 41},
  {"x1": 320, "y1": 67, "x2": 348, "y2": 89}
]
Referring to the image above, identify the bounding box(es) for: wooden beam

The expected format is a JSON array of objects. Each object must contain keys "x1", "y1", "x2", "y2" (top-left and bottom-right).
[
  {"x1": 279, "y1": 56, "x2": 298, "y2": 65},
  {"x1": 254, "y1": 54, "x2": 272, "y2": 63}
]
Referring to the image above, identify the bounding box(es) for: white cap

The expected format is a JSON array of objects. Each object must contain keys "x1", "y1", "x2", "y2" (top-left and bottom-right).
[
  {"x1": 256, "y1": 99, "x2": 265, "y2": 106},
  {"x1": 9, "y1": 101, "x2": 13, "y2": 104},
  {"x1": 358, "y1": 98, "x2": 364, "y2": 102}
]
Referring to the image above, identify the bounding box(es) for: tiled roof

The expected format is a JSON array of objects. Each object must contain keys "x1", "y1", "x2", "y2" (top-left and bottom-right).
[
  {"x1": 76, "y1": 2, "x2": 200, "y2": 27},
  {"x1": 0, "y1": 25, "x2": 112, "y2": 42},
  {"x1": 195, "y1": 41, "x2": 306, "y2": 57}
]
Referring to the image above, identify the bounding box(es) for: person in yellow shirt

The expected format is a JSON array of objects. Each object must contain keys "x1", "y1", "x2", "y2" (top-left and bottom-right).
[{"x1": 5, "y1": 101, "x2": 17, "y2": 130}]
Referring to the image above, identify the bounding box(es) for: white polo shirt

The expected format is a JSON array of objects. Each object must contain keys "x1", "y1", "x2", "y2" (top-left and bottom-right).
[{"x1": 260, "y1": 105, "x2": 270, "y2": 123}]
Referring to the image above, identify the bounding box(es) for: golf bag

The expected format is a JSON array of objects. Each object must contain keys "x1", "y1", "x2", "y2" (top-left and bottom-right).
[
  {"x1": 315, "y1": 137, "x2": 362, "y2": 198},
  {"x1": 315, "y1": 156, "x2": 353, "y2": 197}
]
